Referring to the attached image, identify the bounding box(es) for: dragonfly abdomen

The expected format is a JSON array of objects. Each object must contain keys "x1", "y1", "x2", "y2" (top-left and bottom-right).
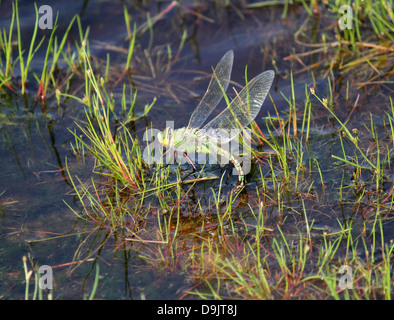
[{"x1": 214, "y1": 145, "x2": 245, "y2": 186}]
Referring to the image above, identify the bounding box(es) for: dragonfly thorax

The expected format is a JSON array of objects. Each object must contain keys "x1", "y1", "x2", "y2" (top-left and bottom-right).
[{"x1": 157, "y1": 127, "x2": 205, "y2": 153}]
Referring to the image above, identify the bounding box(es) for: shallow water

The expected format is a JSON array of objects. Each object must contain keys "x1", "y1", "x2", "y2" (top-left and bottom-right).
[{"x1": 0, "y1": 1, "x2": 393, "y2": 299}]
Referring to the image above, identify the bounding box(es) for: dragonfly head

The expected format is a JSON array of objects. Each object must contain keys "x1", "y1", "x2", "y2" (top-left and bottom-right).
[{"x1": 157, "y1": 127, "x2": 174, "y2": 147}]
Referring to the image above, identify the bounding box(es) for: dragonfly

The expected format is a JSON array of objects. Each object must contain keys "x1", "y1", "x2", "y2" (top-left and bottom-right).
[{"x1": 157, "y1": 50, "x2": 274, "y2": 188}]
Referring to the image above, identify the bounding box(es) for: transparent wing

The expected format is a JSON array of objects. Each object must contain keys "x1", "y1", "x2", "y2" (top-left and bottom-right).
[
  {"x1": 187, "y1": 50, "x2": 234, "y2": 129},
  {"x1": 200, "y1": 70, "x2": 275, "y2": 143}
]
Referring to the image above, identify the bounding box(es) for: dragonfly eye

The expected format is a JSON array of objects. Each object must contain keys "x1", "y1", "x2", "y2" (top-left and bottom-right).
[{"x1": 158, "y1": 128, "x2": 173, "y2": 147}]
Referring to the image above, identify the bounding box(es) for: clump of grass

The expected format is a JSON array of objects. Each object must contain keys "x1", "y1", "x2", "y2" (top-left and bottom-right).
[
  {"x1": 65, "y1": 41, "x2": 394, "y2": 299},
  {"x1": 261, "y1": 0, "x2": 394, "y2": 89},
  {"x1": 64, "y1": 38, "x2": 156, "y2": 225},
  {"x1": 184, "y1": 200, "x2": 394, "y2": 300},
  {"x1": 0, "y1": 0, "x2": 77, "y2": 112},
  {"x1": 22, "y1": 255, "x2": 53, "y2": 300},
  {"x1": 22, "y1": 255, "x2": 100, "y2": 300},
  {"x1": 15, "y1": 1, "x2": 42, "y2": 96},
  {"x1": 311, "y1": 88, "x2": 394, "y2": 213}
]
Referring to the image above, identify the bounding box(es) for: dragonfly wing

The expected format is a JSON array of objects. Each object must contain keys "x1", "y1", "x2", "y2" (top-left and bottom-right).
[
  {"x1": 200, "y1": 70, "x2": 275, "y2": 143},
  {"x1": 187, "y1": 50, "x2": 234, "y2": 129}
]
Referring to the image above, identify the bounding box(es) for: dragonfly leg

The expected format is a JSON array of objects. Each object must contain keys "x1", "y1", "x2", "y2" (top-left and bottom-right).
[
  {"x1": 183, "y1": 152, "x2": 197, "y2": 171},
  {"x1": 177, "y1": 152, "x2": 197, "y2": 184}
]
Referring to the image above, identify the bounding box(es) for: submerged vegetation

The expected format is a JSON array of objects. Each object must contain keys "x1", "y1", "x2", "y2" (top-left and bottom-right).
[{"x1": 1, "y1": 0, "x2": 393, "y2": 299}]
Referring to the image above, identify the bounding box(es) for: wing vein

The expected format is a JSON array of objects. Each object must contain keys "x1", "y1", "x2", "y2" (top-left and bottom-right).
[{"x1": 187, "y1": 50, "x2": 234, "y2": 129}]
